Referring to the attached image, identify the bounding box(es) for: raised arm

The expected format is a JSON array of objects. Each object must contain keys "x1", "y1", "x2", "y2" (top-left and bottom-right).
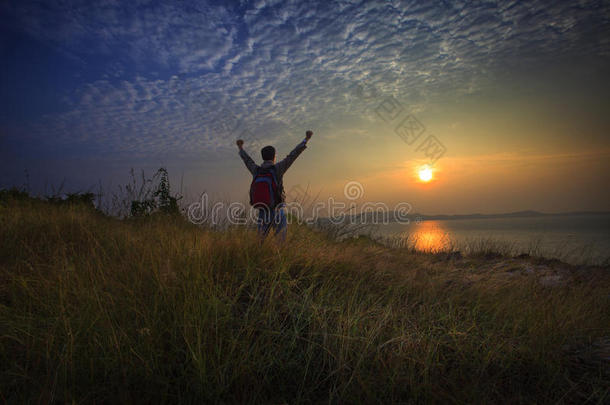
[
  {"x1": 236, "y1": 139, "x2": 257, "y2": 175},
  {"x1": 275, "y1": 130, "x2": 313, "y2": 176}
]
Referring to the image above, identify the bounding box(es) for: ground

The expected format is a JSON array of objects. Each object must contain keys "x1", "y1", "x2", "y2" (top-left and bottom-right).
[{"x1": 1, "y1": 196, "x2": 608, "y2": 403}]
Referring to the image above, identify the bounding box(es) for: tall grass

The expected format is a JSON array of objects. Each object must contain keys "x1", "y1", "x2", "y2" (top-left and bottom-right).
[{"x1": 0, "y1": 196, "x2": 608, "y2": 403}]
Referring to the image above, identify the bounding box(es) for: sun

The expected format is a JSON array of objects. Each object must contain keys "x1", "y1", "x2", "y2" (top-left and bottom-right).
[{"x1": 418, "y1": 166, "x2": 433, "y2": 182}]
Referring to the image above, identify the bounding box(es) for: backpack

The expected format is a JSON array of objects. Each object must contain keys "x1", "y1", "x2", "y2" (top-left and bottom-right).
[{"x1": 249, "y1": 166, "x2": 282, "y2": 210}]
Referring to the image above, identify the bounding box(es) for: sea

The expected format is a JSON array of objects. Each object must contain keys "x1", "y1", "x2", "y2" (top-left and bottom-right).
[{"x1": 369, "y1": 213, "x2": 610, "y2": 265}]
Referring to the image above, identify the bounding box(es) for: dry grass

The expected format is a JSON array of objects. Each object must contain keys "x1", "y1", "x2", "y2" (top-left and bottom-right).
[{"x1": 0, "y1": 197, "x2": 608, "y2": 403}]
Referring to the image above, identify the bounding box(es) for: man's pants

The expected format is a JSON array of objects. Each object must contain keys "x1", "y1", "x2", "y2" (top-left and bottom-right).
[{"x1": 257, "y1": 207, "x2": 287, "y2": 241}]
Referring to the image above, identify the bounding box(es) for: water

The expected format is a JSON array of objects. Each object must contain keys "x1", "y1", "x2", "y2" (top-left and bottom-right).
[{"x1": 371, "y1": 214, "x2": 610, "y2": 265}]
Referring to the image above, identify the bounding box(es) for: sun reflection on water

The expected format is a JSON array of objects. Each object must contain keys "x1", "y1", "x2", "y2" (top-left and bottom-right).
[{"x1": 403, "y1": 220, "x2": 452, "y2": 252}]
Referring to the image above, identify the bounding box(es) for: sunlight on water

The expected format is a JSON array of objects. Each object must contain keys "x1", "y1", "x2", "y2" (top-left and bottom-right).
[
  {"x1": 378, "y1": 214, "x2": 610, "y2": 265},
  {"x1": 403, "y1": 220, "x2": 452, "y2": 252}
]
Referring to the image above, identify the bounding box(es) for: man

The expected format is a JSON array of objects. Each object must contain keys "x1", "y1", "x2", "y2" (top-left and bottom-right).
[{"x1": 237, "y1": 130, "x2": 313, "y2": 239}]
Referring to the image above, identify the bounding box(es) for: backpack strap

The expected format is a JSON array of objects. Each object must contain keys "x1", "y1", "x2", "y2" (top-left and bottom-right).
[{"x1": 255, "y1": 165, "x2": 279, "y2": 184}]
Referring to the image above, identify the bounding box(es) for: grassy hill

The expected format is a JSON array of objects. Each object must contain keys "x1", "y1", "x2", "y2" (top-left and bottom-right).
[{"x1": 0, "y1": 195, "x2": 608, "y2": 403}]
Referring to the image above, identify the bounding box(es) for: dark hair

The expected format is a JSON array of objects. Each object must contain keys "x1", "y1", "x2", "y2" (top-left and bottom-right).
[{"x1": 261, "y1": 145, "x2": 275, "y2": 161}]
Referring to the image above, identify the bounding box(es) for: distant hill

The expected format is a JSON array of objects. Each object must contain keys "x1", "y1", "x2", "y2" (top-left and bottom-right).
[
  {"x1": 339, "y1": 209, "x2": 610, "y2": 223},
  {"x1": 412, "y1": 210, "x2": 610, "y2": 221}
]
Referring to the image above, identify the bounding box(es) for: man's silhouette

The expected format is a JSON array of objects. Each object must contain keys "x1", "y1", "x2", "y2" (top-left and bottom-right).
[{"x1": 237, "y1": 130, "x2": 313, "y2": 240}]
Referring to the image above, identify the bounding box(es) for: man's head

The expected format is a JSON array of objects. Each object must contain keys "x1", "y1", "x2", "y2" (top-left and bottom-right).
[{"x1": 261, "y1": 145, "x2": 275, "y2": 162}]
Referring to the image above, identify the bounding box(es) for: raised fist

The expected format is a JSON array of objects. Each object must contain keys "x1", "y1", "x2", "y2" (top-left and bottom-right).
[
  {"x1": 305, "y1": 130, "x2": 313, "y2": 140},
  {"x1": 236, "y1": 139, "x2": 244, "y2": 148}
]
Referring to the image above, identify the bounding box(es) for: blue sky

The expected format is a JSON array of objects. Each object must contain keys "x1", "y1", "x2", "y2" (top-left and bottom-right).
[{"x1": 1, "y1": 0, "x2": 609, "y2": 213}]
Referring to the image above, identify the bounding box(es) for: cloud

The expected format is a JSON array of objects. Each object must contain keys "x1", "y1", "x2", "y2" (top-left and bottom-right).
[
  {"x1": 3, "y1": 0, "x2": 609, "y2": 161},
  {"x1": 2, "y1": 0, "x2": 238, "y2": 74}
]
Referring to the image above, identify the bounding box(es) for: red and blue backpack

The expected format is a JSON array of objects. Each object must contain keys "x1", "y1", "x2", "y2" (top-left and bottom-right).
[{"x1": 249, "y1": 166, "x2": 281, "y2": 210}]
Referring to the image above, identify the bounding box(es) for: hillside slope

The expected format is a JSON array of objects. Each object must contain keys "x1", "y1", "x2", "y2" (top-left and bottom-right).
[{"x1": 0, "y1": 198, "x2": 608, "y2": 403}]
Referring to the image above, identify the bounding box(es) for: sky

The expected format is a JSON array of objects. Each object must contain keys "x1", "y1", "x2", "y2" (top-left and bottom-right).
[{"x1": 1, "y1": 0, "x2": 609, "y2": 215}]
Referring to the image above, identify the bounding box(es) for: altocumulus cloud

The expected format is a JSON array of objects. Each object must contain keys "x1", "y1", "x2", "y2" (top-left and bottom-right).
[{"x1": 2, "y1": 0, "x2": 609, "y2": 159}]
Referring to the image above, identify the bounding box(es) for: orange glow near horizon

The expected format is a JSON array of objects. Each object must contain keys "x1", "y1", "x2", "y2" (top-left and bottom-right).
[{"x1": 408, "y1": 220, "x2": 451, "y2": 252}]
